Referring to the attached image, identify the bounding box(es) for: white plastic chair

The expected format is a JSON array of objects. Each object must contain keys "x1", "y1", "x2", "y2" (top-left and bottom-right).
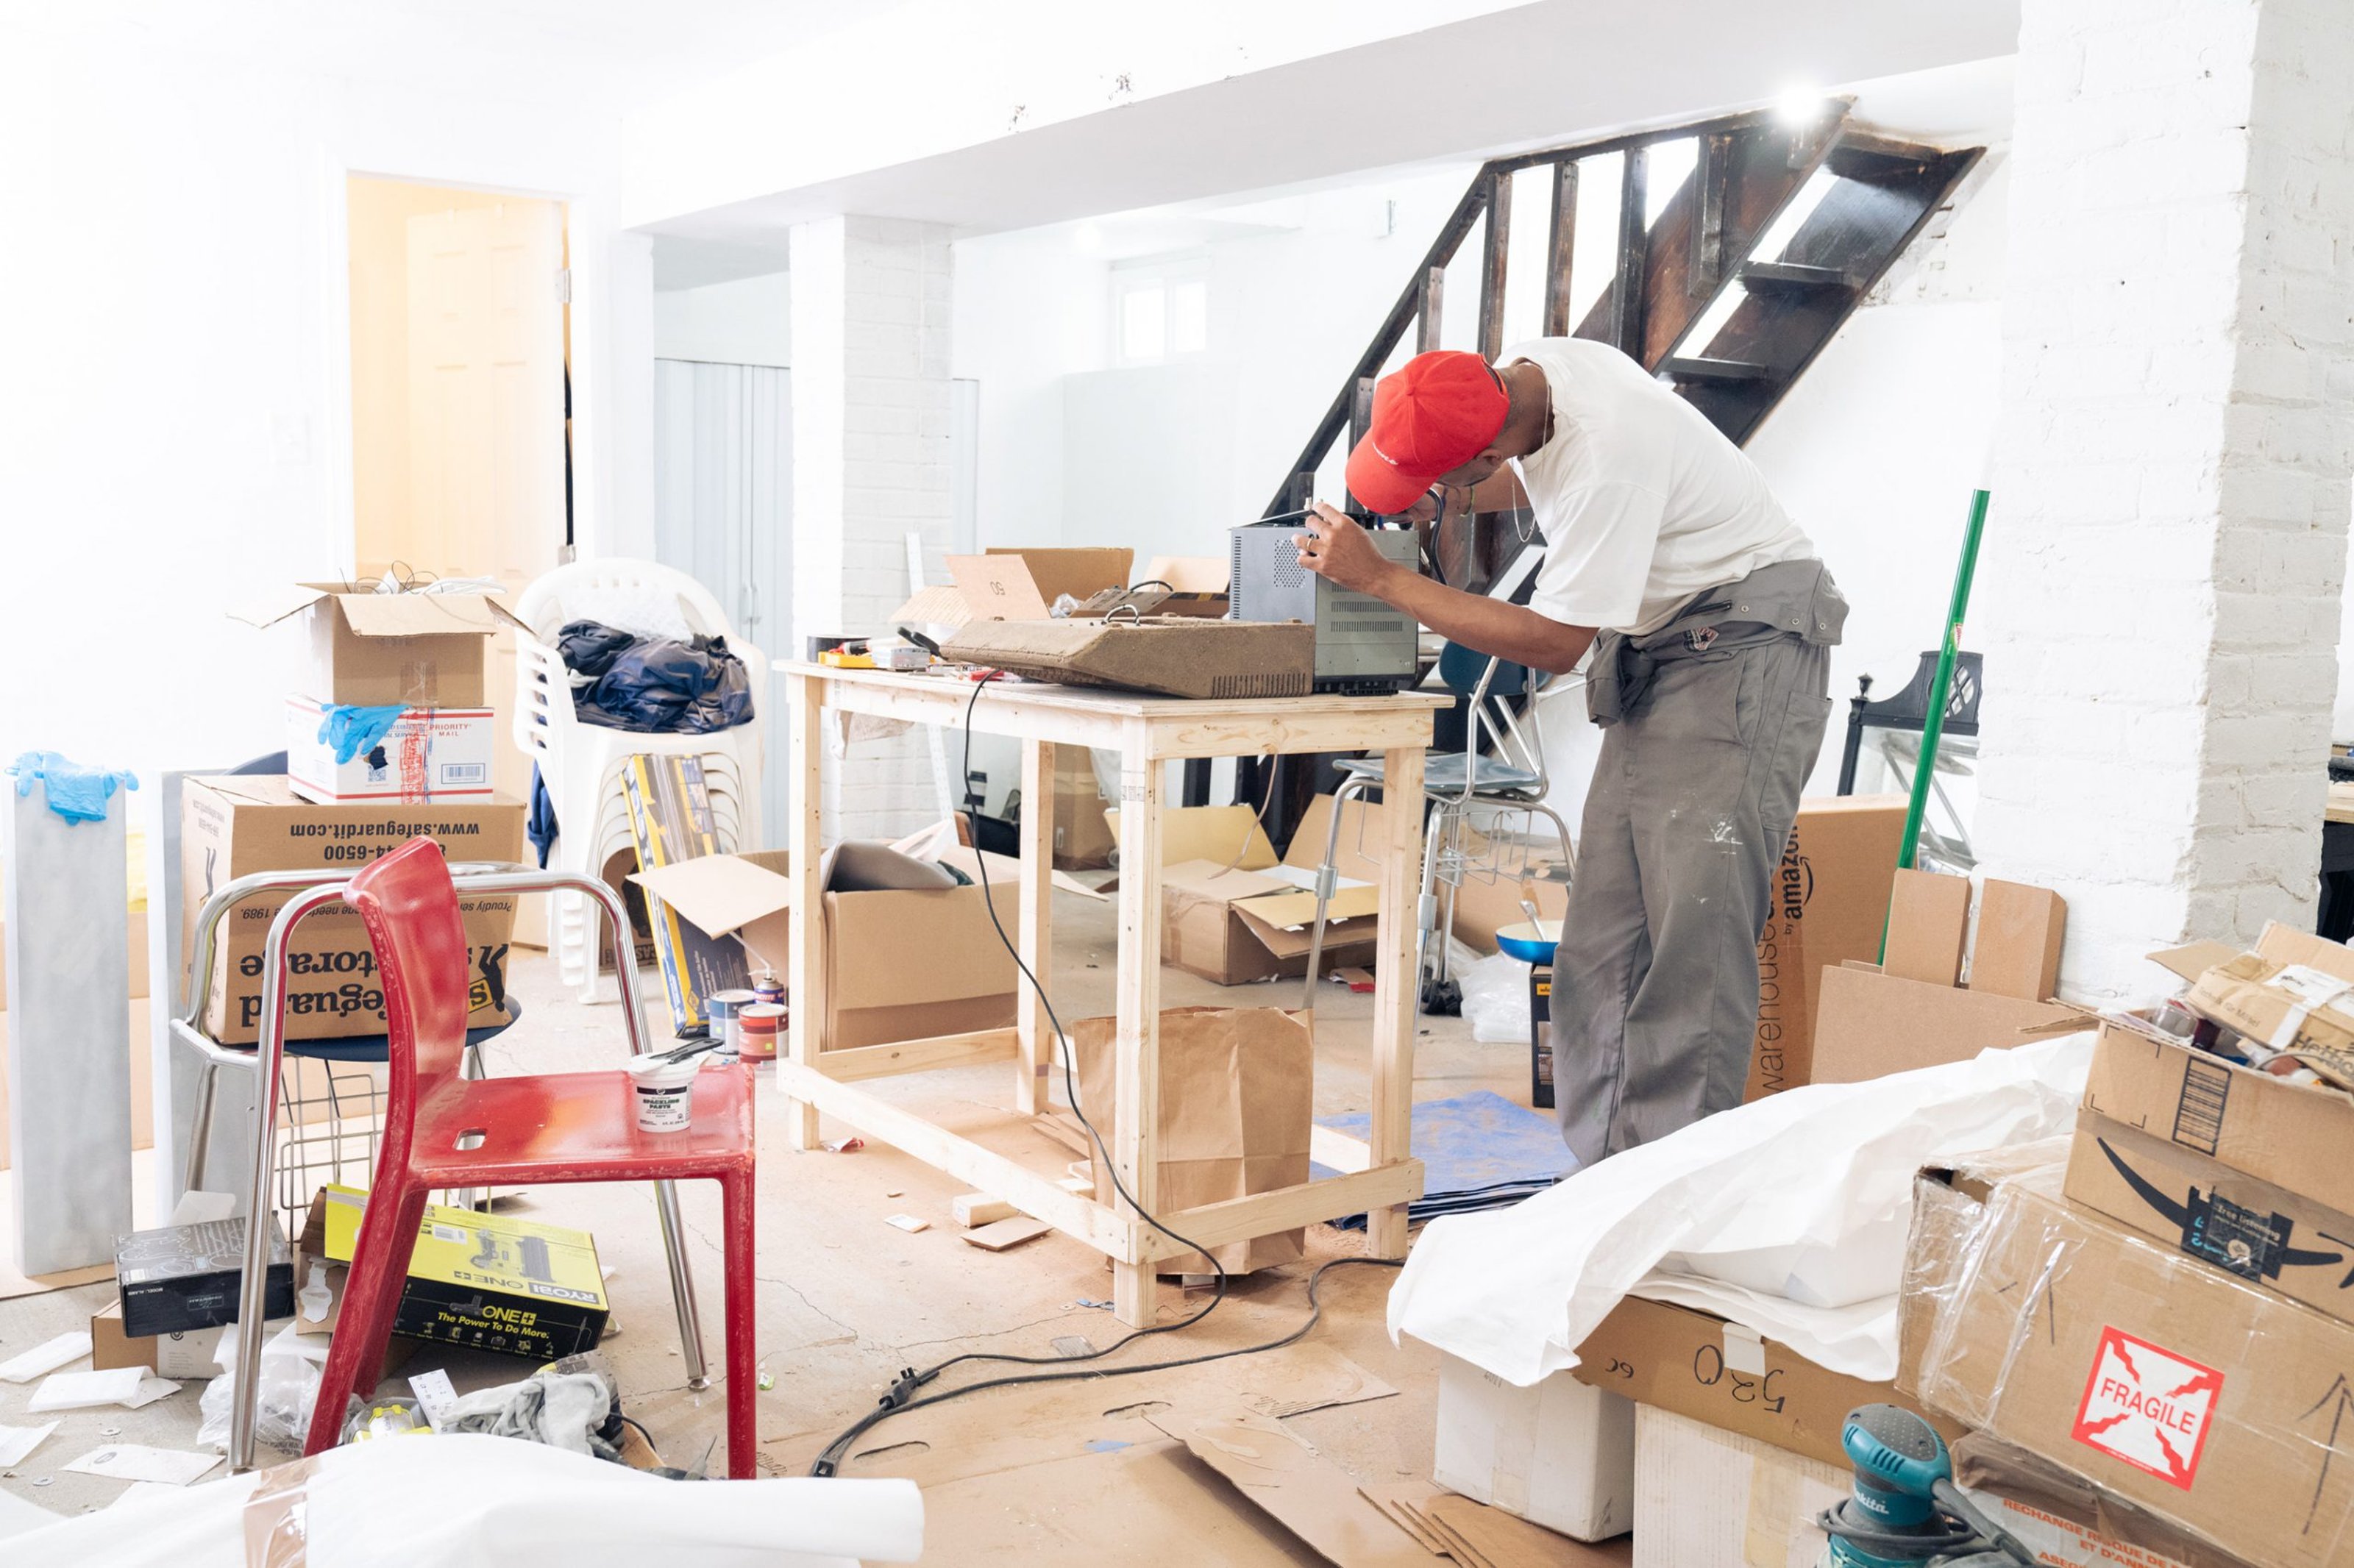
[{"x1": 513, "y1": 560, "x2": 767, "y2": 1001}]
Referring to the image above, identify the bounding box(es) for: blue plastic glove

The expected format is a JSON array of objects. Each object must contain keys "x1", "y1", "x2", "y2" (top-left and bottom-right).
[
  {"x1": 316, "y1": 705, "x2": 410, "y2": 766},
  {"x1": 7, "y1": 750, "x2": 139, "y2": 824}
]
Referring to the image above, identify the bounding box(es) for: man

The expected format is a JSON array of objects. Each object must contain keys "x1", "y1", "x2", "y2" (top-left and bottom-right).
[{"x1": 1296, "y1": 341, "x2": 1843, "y2": 1163}]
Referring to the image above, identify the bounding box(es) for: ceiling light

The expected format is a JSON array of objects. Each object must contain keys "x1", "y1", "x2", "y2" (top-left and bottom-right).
[{"x1": 1774, "y1": 87, "x2": 1823, "y2": 126}]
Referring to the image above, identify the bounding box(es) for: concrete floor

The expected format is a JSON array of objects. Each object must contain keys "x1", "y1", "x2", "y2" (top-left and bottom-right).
[{"x1": 0, "y1": 883, "x2": 1530, "y2": 1547}]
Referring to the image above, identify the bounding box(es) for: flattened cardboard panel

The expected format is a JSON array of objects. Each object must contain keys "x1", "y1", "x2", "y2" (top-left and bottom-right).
[
  {"x1": 1808, "y1": 965, "x2": 2072, "y2": 1085},
  {"x1": 1147, "y1": 1409, "x2": 1431, "y2": 1568},
  {"x1": 1882, "y1": 869, "x2": 1970, "y2": 987},
  {"x1": 984, "y1": 546, "x2": 1134, "y2": 607},
  {"x1": 948, "y1": 555, "x2": 1054, "y2": 621},
  {"x1": 1117, "y1": 812, "x2": 1279, "y2": 872}
]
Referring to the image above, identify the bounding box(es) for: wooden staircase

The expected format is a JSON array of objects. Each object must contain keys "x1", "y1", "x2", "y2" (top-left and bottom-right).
[{"x1": 1267, "y1": 101, "x2": 1983, "y2": 591}]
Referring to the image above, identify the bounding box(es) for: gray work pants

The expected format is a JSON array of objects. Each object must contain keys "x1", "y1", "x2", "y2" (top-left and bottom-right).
[{"x1": 1554, "y1": 634, "x2": 1832, "y2": 1164}]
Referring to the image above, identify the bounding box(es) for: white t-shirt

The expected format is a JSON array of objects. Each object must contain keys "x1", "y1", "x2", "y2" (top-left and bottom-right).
[{"x1": 1507, "y1": 338, "x2": 1814, "y2": 635}]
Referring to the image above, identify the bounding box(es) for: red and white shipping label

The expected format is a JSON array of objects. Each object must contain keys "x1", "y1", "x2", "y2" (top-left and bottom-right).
[{"x1": 2072, "y1": 1326, "x2": 2223, "y2": 1490}]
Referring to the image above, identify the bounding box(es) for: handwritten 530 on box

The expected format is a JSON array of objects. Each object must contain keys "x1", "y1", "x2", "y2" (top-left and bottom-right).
[{"x1": 179, "y1": 775, "x2": 522, "y2": 1045}]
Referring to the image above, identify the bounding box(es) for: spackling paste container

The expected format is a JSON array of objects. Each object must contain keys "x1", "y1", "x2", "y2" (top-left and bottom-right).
[
  {"x1": 736, "y1": 1002, "x2": 785, "y2": 1063},
  {"x1": 627, "y1": 1053, "x2": 700, "y2": 1133}
]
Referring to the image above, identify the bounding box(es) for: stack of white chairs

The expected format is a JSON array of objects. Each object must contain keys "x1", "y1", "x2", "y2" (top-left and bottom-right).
[{"x1": 512, "y1": 560, "x2": 765, "y2": 1002}]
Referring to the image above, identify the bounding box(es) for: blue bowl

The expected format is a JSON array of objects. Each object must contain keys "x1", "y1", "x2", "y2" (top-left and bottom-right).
[{"x1": 1496, "y1": 920, "x2": 1560, "y2": 964}]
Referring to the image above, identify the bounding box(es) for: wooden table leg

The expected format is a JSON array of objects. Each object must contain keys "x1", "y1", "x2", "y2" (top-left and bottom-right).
[
  {"x1": 1016, "y1": 739, "x2": 1056, "y2": 1116},
  {"x1": 1366, "y1": 745, "x2": 1425, "y2": 1258},
  {"x1": 1110, "y1": 723, "x2": 1163, "y2": 1325},
  {"x1": 785, "y1": 671, "x2": 825, "y2": 1151}
]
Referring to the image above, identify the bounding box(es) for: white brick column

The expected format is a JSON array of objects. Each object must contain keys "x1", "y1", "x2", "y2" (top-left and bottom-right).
[
  {"x1": 1973, "y1": 0, "x2": 2354, "y2": 998},
  {"x1": 789, "y1": 215, "x2": 955, "y2": 840}
]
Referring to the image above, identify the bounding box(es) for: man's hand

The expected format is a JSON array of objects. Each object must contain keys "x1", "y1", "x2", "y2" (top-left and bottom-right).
[{"x1": 1296, "y1": 503, "x2": 1403, "y2": 595}]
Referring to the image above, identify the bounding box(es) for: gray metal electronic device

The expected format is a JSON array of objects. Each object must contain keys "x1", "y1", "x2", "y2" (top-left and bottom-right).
[{"x1": 1228, "y1": 519, "x2": 1420, "y2": 694}]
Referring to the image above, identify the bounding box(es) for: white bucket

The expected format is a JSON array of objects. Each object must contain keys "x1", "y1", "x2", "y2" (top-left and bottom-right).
[{"x1": 627, "y1": 1054, "x2": 700, "y2": 1133}]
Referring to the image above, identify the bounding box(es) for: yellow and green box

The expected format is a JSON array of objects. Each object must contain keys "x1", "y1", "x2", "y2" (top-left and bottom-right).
[{"x1": 320, "y1": 1184, "x2": 608, "y2": 1361}]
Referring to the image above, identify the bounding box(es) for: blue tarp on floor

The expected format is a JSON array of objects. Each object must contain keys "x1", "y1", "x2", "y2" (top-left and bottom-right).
[{"x1": 1310, "y1": 1089, "x2": 1578, "y2": 1228}]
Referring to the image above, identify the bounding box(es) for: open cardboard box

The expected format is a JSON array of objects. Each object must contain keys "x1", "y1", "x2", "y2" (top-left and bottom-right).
[
  {"x1": 231, "y1": 582, "x2": 523, "y2": 708},
  {"x1": 892, "y1": 548, "x2": 1134, "y2": 630},
  {"x1": 2080, "y1": 928, "x2": 2354, "y2": 1222},
  {"x1": 1114, "y1": 796, "x2": 1389, "y2": 986},
  {"x1": 1744, "y1": 796, "x2": 1910, "y2": 1098},
  {"x1": 629, "y1": 830, "x2": 1097, "y2": 1050}
]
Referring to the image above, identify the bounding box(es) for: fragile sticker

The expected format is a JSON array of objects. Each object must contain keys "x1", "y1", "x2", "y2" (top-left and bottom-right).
[{"x1": 2072, "y1": 1326, "x2": 2222, "y2": 1489}]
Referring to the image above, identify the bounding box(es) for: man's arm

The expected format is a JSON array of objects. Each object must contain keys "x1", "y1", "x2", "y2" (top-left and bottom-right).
[{"x1": 1296, "y1": 505, "x2": 1596, "y2": 675}]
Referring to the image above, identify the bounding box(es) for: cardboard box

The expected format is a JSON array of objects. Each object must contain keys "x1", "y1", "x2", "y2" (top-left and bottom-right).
[
  {"x1": 91, "y1": 1300, "x2": 227, "y2": 1380},
  {"x1": 1884, "y1": 867, "x2": 1971, "y2": 986},
  {"x1": 1571, "y1": 1292, "x2": 1962, "y2": 1471},
  {"x1": 1632, "y1": 1404, "x2": 1842, "y2": 1568},
  {"x1": 1746, "y1": 796, "x2": 1909, "y2": 1098},
  {"x1": 895, "y1": 548, "x2": 1136, "y2": 629},
  {"x1": 1971, "y1": 879, "x2": 2068, "y2": 1000},
  {"x1": 2066, "y1": 1110, "x2": 2354, "y2": 1328},
  {"x1": 320, "y1": 1183, "x2": 608, "y2": 1360},
  {"x1": 1807, "y1": 962, "x2": 2077, "y2": 1085},
  {"x1": 1073, "y1": 1007, "x2": 1313, "y2": 1275},
  {"x1": 231, "y1": 582, "x2": 520, "y2": 708},
  {"x1": 942, "y1": 617, "x2": 1314, "y2": 700},
  {"x1": 627, "y1": 844, "x2": 1025, "y2": 1052},
  {"x1": 284, "y1": 696, "x2": 497, "y2": 804},
  {"x1": 1952, "y1": 1436, "x2": 2238, "y2": 1568},
  {"x1": 2178, "y1": 922, "x2": 2354, "y2": 1087},
  {"x1": 1450, "y1": 858, "x2": 1568, "y2": 955},
  {"x1": 1154, "y1": 795, "x2": 1387, "y2": 986},
  {"x1": 1435, "y1": 1351, "x2": 1635, "y2": 1542},
  {"x1": 116, "y1": 1215, "x2": 294, "y2": 1337},
  {"x1": 2082, "y1": 1002, "x2": 2354, "y2": 1219},
  {"x1": 1904, "y1": 1161, "x2": 2354, "y2": 1568},
  {"x1": 1050, "y1": 749, "x2": 1115, "y2": 871},
  {"x1": 179, "y1": 776, "x2": 522, "y2": 1045}
]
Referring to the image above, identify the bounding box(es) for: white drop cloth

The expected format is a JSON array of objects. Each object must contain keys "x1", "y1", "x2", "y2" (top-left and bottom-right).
[
  {"x1": 8, "y1": 1433, "x2": 922, "y2": 1568},
  {"x1": 1387, "y1": 1033, "x2": 2094, "y2": 1386}
]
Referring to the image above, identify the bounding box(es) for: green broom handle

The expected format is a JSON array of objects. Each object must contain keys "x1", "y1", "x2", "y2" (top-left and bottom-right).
[{"x1": 1898, "y1": 488, "x2": 1990, "y2": 873}]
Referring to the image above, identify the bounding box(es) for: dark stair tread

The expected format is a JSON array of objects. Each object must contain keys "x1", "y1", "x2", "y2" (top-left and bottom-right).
[
  {"x1": 1738, "y1": 260, "x2": 1858, "y2": 293},
  {"x1": 1660, "y1": 356, "x2": 1778, "y2": 383}
]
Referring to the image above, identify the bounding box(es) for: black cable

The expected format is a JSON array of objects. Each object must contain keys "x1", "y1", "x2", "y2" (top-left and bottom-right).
[{"x1": 805, "y1": 674, "x2": 1401, "y2": 1477}]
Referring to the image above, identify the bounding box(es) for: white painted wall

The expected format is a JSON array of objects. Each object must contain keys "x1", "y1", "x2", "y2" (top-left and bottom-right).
[
  {"x1": 0, "y1": 25, "x2": 644, "y2": 780},
  {"x1": 952, "y1": 147, "x2": 2016, "y2": 825},
  {"x1": 653, "y1": 271, "x2": 793, "y2": 367}
]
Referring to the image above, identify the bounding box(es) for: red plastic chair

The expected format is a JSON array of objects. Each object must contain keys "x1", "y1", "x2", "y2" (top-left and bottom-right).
[{"x1": 303, "y1": 838, "x2": 758, "y2": 1474}]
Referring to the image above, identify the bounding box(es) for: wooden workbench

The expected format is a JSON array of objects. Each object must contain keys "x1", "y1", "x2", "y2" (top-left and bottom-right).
[{"x1": 776, "y1": 661, "x2": 1446, "y2": 1325}]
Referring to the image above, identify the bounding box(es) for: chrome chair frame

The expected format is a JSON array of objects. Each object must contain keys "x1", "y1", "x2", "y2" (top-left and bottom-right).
[{"x1": 1302, "y1": 657, "x2": 1582, "y2": 1010}]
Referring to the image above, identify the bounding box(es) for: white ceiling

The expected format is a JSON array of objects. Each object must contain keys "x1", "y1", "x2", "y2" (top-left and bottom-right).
[
  {"x1": 1, "y1": 0, "x2": 916, "y2": 104},
  {"x1": 641, "y1": 0, "x2": 2021, "y2": 243}
]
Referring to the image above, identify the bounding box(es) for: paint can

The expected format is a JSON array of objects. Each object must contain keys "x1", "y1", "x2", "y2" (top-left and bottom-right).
[
  {"x1": 736, "y1": 1002, "x2": 785, "y2": 1063},
  {"x1": 705, "y1": 988, "x2": 758, "y2": 1066}
]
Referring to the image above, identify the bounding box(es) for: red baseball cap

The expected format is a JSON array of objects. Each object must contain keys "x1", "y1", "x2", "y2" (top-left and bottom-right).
[{"x1": 1345, "y1": 351, "x2": 1510, "y2": 516}]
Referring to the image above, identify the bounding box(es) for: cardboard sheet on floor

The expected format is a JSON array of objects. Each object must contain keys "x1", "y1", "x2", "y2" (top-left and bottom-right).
[
  {"x1": 916, "y1": 1438, "x2": 1337, "y2": 1567},
  {"x1": 1423, "y1": 1494, "x2": 1631, "y2": 1567},
  {"x1": 1146, "y1": 1409, "x2": 1430, "y2": 1567},
  {"x1": 762, "y1": 1341, "x2": 1397, "y2": 1487}
]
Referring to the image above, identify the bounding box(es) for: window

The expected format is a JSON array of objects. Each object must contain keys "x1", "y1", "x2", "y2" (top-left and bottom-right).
[{"x1": 1112, "y1": 257, "x2": 1209, "y2": 366}]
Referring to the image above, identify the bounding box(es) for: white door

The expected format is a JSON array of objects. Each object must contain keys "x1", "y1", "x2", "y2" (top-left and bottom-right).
[
  {"x1": 402, "y1": 199, "x2": 568, "y2": 806},
  {"x1": 652, "y1": 360, "x2": 793, "y2": 840}
]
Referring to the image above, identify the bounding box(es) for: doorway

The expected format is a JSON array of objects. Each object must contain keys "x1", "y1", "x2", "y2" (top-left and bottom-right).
[{"x1": 345, "y1": 175, "x2": 571, "y2": 813}]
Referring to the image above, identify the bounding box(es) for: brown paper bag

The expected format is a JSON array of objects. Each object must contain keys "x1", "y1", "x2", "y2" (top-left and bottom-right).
[{"x1": 1072, "y1": 1006, "x2": 1314, "y2": 1275}]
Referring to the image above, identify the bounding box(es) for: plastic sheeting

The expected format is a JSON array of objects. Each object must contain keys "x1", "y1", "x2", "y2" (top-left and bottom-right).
[
  {"x1": 1387, "y1": 1033, "x2": 2095, "y2": 1386},
  {"x1": 9, "y1": 1433, "x2": 922, "y2": 1568}
]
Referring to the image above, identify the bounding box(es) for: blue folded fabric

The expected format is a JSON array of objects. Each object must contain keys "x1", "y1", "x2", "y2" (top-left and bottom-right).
[
  {"x1": 7, "y1": 750, "x2": 139, "y2": 824},
  {"x1": 316, "y1": 704, "x2": 410, "y2": 765}
]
